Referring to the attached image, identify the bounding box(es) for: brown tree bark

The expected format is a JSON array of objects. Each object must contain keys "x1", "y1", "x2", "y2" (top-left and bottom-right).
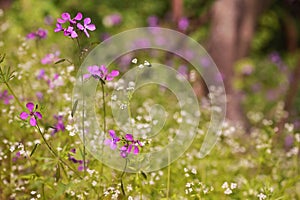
[
  {"x1": 172, "y1": 0, "x2": 183, "y2": 22},
  {"x1": 207, "y1": 0, "x2": 269, "y2": 127}
]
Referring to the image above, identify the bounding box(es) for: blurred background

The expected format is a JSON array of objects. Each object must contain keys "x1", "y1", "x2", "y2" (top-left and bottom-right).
[{"x1": 1, "y1": 0, "x2": 300, "y2": 131}]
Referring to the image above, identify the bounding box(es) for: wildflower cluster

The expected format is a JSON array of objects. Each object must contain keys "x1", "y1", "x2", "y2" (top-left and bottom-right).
[
  {"x1": 26, "y1": 28, "x2": 48, "y2": 40},
  {"x1": 84, "y1": 65, "x2": 119, "y2": 81},
  {"x1": 105, "y1": 130, "x2": 143, "y2": 158},
  {"x1": 54, "y1": 12, "x2": 96, "y2": 38}
]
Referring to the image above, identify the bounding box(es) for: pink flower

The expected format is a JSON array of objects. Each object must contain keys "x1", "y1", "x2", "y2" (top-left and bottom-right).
[
  {"x1": 84, "y1": 65, "x2": 119, "y2": 81},
  {"x1": 104, "y1": 130, "x2": 120, "y2": 150},
  {"x1": 41, "y1": 51, "x2": 60, "y2": 65},
  {"x1": 77, "y1": 18, "x2": 96, "y2": 38},
  {"x1": 0, "y1": 90, "x2": 13, "y2": 104},
  {"x1": 26, "y1": 28, "x2": 48, "y2": 40},
  {"x1": 57, "y1": 12, "x2": 82, "y2": 24},
  {"x1": 20, "y1": 102, "x2": 42, "y2": 126}
]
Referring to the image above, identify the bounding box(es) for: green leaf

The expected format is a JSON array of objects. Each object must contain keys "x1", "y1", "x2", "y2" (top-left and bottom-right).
[
  {"x1": 54, "y1": 58, "x2": 66, "y2": 64},
  {"x1": 140, "y1": 171, "x2": 147, "y2": 180},
  {"x1": 71, "y1": 99, "x2": 78, "y2": 117},
  {"x1": 30, "y1": 143, "x2": 40, "y2": 157},
  {"x1": 55, "y1": 163, "x2": 60, "y2": 182}
]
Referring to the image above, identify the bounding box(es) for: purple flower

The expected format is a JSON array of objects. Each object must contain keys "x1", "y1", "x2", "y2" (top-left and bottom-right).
[
  {"x1": 57, "y1": 12, "x2": 82, "y2": 24},
  {"x1": 77, "y1": 18, "x2": 96, "y2": 38},
  {"x1": 41, "y1": 51, "x2": 60, "y2": 65},
  {"x1": 104, "y1": 130, "x2": 120, "y2": 150},
  {"x1": 0, "y1": 90, "x2": 13, "y2": 104},
  {"x1": 103, "y1": 14, "x2": 122, "y2": 27},
  {"x1": 20, "y1": 102, "x2": 42, "y2": 126},
  {"x1": 52, "y1": 115, "x2": 65, "y2": 135},
  {"x1": 178, "y1": 17, "x2": 189, "y2": 31},
  {"x1": 124, "y1": 134, "x2": 142, "y2": 155},
  {"x1": 84, "y1": 65, "x2": 119, "y2": 81},
  {"x1": 26, "y1": 28, "x2": 48, "y2": 40},
  {"x1": 147, "y1": 15, "x2": 159, "y2": 27},
  {"x1": 36, "y1": 92, "x2": 43, "y2": 101},
  {"x1": 64, "y1": 26, "x2": 78, "y2": 38}
]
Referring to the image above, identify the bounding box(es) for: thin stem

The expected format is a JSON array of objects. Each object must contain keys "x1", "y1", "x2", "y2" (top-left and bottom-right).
[
  {"x1": 167, "y1": 149, "x2": 171, "y2": 199},
  {"x1": 100, "y1": 81, "x2": 106, "y2": 178},
  {"x1": 81, "y1": 72, "x2": 86, "y2": 175},
  {"x1": 120, "y1": 158, "x2": 128, "y2": 196},
  {"x1": 36, "y1": 122, "x2": 82, "y2": 178},
  {"x1": 4, "y1": 82, "x2": 25, "y2": 110}
]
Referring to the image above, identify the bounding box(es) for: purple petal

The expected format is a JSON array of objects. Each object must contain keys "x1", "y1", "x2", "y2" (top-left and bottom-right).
[
  {"x1": 20, "y1": 112, "x2": 29, "y2": 120},
  {"x1": 83, "y1": 29, "x2": 90, "y2": 38},
  {"x1": 120, "y1": 145, "x2": 127, "y2": 151},
  {"x1": 74, "y1": 12, "x2": 83, "y2": 21},
  {"x1": 110, "y1": 70, "x2": 119, "y2": 77},
  {"x1": 84, "y1": 17, "x2": 91, "y2": 25},
  {"x1": 99, "y1": 65, "x2": 108, "y2": 75},
  {"x1": 127, "y1": 144, "x2": 133, "y2": 153},
  {"x1": 104, "y1": 138, "x2": 112, "y2": 146},
  {"x1": 34, "y1": 112, "x2": 42, "y2": 119},
  {"x1": 61, "y1": 12, "x2": 70, "y2": 20},
  {"x1": 78, "y1": 165, "x2": 84, "y2": 171},
  {"x1": 120, "y1": 151, "x2": 127, "y2": 158},
  {"x1": 133, "y1": 146, "x2": 139, "y2": 154},
  {"x1": 26, "y1": 102, "x2": 35, "y2": 112},
  {"x1": 26, "y1": 33, "x2": 36, "y2": 39},
  {"x1": 86, "y1": 24, "x2": 96, "y2": 31},
  {"x1": 29, "y1": 117, "x2": 37, "y2": 126},
  {"x1": 83, "y1": 74, "x2": 91, "y2": 79},
  {"x1": 109, "y1": 130, "x2": 117, "y2": 138},
  {"x1": 110, "y1": 142, "x2": 117, "y2": 150},
  {"x1": 77, "y1": 23, "x2": 84, "y2": 30},
  {"x1": 70, "y1": 31, "x2": 78, "y2": 38},
  {"x1": 125, "y1": 134, "x2": 133, "y2": 141}
]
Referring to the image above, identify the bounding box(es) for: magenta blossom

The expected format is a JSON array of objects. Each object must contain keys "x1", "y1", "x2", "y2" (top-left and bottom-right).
[
  {"x1": 20, "y1": 102, "x2": 42, "y2": 126},
  {"x1": 26, "y1": 28, "x2": 48, "y2": 40},
  {"x1": 0, "y1": 90, "x2": 13, "y2": 104},
  {"x1": 178, "y1": 17, "x2": 189, "y2": 31},
  {"x1": 84, "y1": 65, "x2": 119, "y2": 81},
  {"x1": 77, "y1": 18, "x2": 96, "y2": 38},
  {"x1": 54, "y1": 12, "x2": 96, "y2": 39},
  {"x1": 57, "y1": 12, "x2": 82, "y2": 24},
  {"x1": 68, "y1": 148, "x2": 87, "y2": 171},
  {"x1": 41, "y1": 51, "x2": 60, "y2": 65},
  {"x1": 51, "y1": 115, "x2": 65, "y2": 135},
  {"x1": 104, "y1": 130, "x2": 120, "y2": 150}
]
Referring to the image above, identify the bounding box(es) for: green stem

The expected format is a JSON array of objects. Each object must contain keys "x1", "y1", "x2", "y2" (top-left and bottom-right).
[
  {"x1": 100, "y1": 81, "x2": 106, "y2": 179},
  {"x1": 120, "y1": 158, "x2": 128, "y2": 196},
  {"x1": 81, "y1": 72, "x2": 86, "y2": 175},
  {"x1": 36, "y1": 123, "x2": 82, "y2": 178},
  {"x1": 167, "y1": 149, "x2": 171, "y2": 199},
  {"x1": 4, "y1": 82, "x2": 25, "y2": 110}
]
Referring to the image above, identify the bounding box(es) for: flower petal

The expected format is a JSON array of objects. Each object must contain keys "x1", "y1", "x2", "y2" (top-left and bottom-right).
[
  {"x1": 84, "y1": 17, "x2": 91, "y2": 25},
  {"x1": 26, "y1": 102, "x2": 35, "y2": 112},
  {"x1": 133, "y1": 146, "x2": 139, "y2": 154},
  {"x1": 20, "y1": 112, "x2": 29, "y2": 120},
  {"x1": 110, "y1": 142, "x2": 117, "y2": 150},
  {"x1": 61, "y1": 12, "x2": 70, "y2": 20},
  {"x1": 125, "y1": 134, "x2": 133, "y2": 141},
  {"x1": 109, "y1": 130, "x2": 116, "y2": 138},
  {"x1": 29, "y1": 117, "x2": 37, "y2": 126},
  {"x1": 34, "y1": 112, "x2": 42, "y2": 119},
  {"x1": 74, "y1": 12, "x2": 83, "y2": 21},
  {"x1": 110, "y1": 70, "x2": 119, "y2": 77},
  {"x1": 84, "y1": 29, "x2": 90, "y2": 38},
  {"x1": 104, "y1": 139, "x2": 112, "y2": 146},
  {"x1": 71, "y1": 31, "x2": 78, "y2": 38},
  {"x1": 86, "y1": 24, "x2": 96, "y2": 31},
  {"x1": 127, "y1": 144, "x2": 133, "y2": 153},
  {"x1": 77, "y1": 23, "x2": 84, "y2": 30},
  {"x1": 83, "y1": 74, "x2": 91, "y2": 79}
]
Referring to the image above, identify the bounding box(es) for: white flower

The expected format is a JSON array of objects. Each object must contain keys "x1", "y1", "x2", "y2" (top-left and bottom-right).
[
  {"x1": 257, "y1": 192, "x2": 267, "y2": 200},
  {"x1": 222, "y1": 182, "x2": 229, "y2": 189},
  {"x1": 230, "y1": 183, "x2": 237, "y2": 189},
  {"x1": 224, "y1": 188, "x2": 232, "y2": 195}
]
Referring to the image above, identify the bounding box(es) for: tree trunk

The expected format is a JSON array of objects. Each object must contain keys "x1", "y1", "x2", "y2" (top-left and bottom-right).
[{"x1": 207, "y1": 0, "x2": 268, "y2": 127}]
